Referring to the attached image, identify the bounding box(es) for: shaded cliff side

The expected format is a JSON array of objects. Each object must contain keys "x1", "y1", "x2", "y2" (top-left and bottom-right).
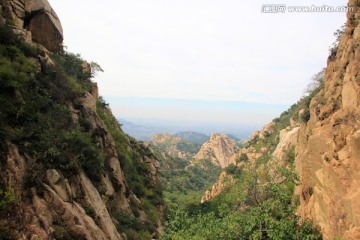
[{"x1": 0, "y1": 1, "x2": 163, "y2": 239}]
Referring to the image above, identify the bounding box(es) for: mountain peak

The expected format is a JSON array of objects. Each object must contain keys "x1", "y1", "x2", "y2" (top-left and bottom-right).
[{"x1": 193, "y1": 133, "x2": 239, "y2": 168}]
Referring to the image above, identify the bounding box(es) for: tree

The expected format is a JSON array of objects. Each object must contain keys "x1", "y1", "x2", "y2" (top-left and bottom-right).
[
  {"x1": 304, "y1": 70, "x2": 324, "y2": 96},
  {"x1": 329, "y1": 23, "x2": 346, "y2": 59},
  {"x1": 90, "y1": 61, "x2": 104, "y2": 77}
]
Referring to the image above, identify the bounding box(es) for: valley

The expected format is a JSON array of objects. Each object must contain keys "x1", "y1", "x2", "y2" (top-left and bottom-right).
[
  {"x1": 0, "y1": 0, "x2": 359, "y2": 239},
  {"x1": 146, "y1": 132, "x2": 240, "y2": 209}
]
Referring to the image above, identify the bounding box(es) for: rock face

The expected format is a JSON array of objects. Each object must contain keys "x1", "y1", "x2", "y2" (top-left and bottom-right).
[
  {"x1": 1, "y1": 86, "x2": 163, "y2": 239},
  {"x1": 0, "y1": 0, "x2": 63, "y2": 52},
  {"x1": 193, "y1": 133, "x2": 239, "y2": 168},
  {"x1": 200, "y1": 172, "x2": 233, "y2": 203},
  {"x1": 272, "y1": 127, "x2": 299, "y2": 160},
  {"x1": 297, "y1": 1, "x2": 360, "y2": 239}
]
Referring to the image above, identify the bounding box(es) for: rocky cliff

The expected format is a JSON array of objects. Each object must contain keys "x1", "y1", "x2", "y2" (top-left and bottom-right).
[
  {"x1": 201, "y1": 1, "x2": 360, "y2": 238},
  {"x1": 0, "y1": 1, "x2": 163, "y2": 239},
  {"x1": 193, "y1": 133, "x2": 239, "y2": 168},
  {"x1": 297, "y1": 1, "x2": 360, "y2": 239}
]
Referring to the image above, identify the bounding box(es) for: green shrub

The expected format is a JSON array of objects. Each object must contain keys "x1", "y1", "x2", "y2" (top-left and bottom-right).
[
  {"x1": 83, "y1": 204, "x2": 96, "y2": 219},
  {"x1": 301, "y1": 108, "x2": 311, "y2": 123},
  {"x1": 329, "y1": 23, "x2": 345, "y2": 60},
  {"x1": 224, "y1": 164, "x2": 242, "y2": 177},
  {"x1": 0, "y1": 187, "x2": 16, "y2": 210},
  {"x1": 0, "y1": 24, "x2": 39, "y2": 58},
  {"x1": 238, "y1": 153, "x2": 249, "y2": 162},
  {"x1": 285, "y1": 146, "x2": 296, "y2": 164},
  {"x1": 112, "y1": 211, "x2": 141, "y2": 232},
  {"x1": 0, "y1": 220, "x2": 17, "y2": 240},
  {"x1": 53, "y1": 225, "x2": 74, "y2": 240}
]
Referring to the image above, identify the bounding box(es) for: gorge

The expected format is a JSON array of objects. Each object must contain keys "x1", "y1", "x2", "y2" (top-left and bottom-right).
[{"x1": 0, "y1": 0, "x2": 359, "y2": 239}]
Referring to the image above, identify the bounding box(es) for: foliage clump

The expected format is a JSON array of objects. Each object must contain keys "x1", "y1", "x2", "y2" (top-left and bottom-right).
[{"x1": 162, "y1": 167, "x2": 321, "y2": 240}]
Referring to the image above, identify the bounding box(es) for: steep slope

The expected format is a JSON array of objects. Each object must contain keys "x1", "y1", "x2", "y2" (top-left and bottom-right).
[
  {"x1": 0, "y1": 1, "x2": 163, "y2": 239},
  {"x1": 193, "y1": 133, "x2": 239, "y2": 168},
  {"x1": 297, "y1": 1, "x2": 360, "y2": 239}
]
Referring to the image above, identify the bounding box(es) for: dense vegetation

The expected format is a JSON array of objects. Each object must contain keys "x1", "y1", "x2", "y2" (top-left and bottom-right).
[
  {"x1": 161, "y1": 71, "x2": 325, "y2": 239},
  {"x1": 149, "y1": 133, "x2": 222, "y2": 208},
  {"x1": 162, "y1": 166, "x2": 321, "y2": 240},
  {"x1": 96, "y1": 97, "x2": 163, "y2": 239},
  {"x1": 161, "y1": 160, "x2": 221, "y2": 208},
  {"x1": 0, "y1": 23, "x2": 162, "y2": 239},
  {"x1": 0, "y1": 23, "x2": 106, "y2": 186},
  {"x1": 0, "y1": 22, "x2": 105, "y2": 238}
]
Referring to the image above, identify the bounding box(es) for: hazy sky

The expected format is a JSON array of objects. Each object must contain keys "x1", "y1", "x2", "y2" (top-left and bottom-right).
[{"x1": 49, "y1": 0, "x2": 347, "y2": 134}]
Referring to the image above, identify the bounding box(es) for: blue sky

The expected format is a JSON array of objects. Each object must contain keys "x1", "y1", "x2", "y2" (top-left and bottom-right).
[{"x1": 49, "y1": 0, "x2": 347, "y2": 136}]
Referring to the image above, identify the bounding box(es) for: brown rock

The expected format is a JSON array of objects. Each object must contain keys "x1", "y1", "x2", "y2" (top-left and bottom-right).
[
  {"x1": 201, "y1": 172, "x2": 233, "y2": 203},
  {"x1": 272, "y1": 127, "x2": 299, "y2": 160},
  {"x1": 27, "y1": 7, "x2": 63, "y2": 52},
  {"x1": 0, "y1": 0, "x2": 63, "y2": 51},
  {"x1": 296, "y1": 2, "x2": 360, "y2": 239},
  {"x1": 193, "y1": 133, "x2": 239, "y2": 168}
]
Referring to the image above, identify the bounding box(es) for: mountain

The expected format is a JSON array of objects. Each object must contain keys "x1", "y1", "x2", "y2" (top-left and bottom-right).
[
  {"x1": 147, "y1": 133, "x2": 221, "y2": 208},
  {"x1": 192, "y1": 133, "x2": 239, "y2": 168},
  {"x1": 150, "y1": 133, "x2": 201, "y2": 161},
  {"x1": 173, "y1": 131, "x2": 209, "y2": 144},
  {"x1": 120, "y1": 119, "x2": 170, "y2": 141},
  {"x1": 163, "y1": 2, "x2": 360, "y2": 239},
  {"x1": 295, "y1": 6, "x2": 360, "y2": 238},
  {"x1": 0, "y1": 1, "x2": 163, "y2": 239}
]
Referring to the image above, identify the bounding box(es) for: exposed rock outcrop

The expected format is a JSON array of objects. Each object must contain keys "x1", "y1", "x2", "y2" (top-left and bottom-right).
[
  {"x1": 1, "y1": 85, "x2": 163, "y2": 239},
  {"x1": 1, "y1": 0, "x2": 63, "y2": 52},
  {"x1": 297, "y1": 1, "x2": 360, "y2": 239},
  {"x1": 272, "y1": 127, "x2": 299, "y2": 160},
  {"x1": 201, "y1": 172, "x2": 233, "y2": 203},
  {"x1": 193, "y1": 133, "x2": 239, "y2": 168},
  {"x1": 203, "y1": 123, "x2": 299, "y2": 203}
]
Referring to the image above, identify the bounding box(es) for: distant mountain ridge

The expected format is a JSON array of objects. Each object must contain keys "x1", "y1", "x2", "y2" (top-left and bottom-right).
[
  {"x1": 173, "y1": 131, "x2": 209, "y2": 144},
  {"x1": 150, "y1": 133, "x2": 201, "y2": 161},
  {"x1": 120, "y1": 119, "x2": 171, "y2": 140},
  {"x1": 120, "y1": 119, "x2": 250, "y2": 141}
]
